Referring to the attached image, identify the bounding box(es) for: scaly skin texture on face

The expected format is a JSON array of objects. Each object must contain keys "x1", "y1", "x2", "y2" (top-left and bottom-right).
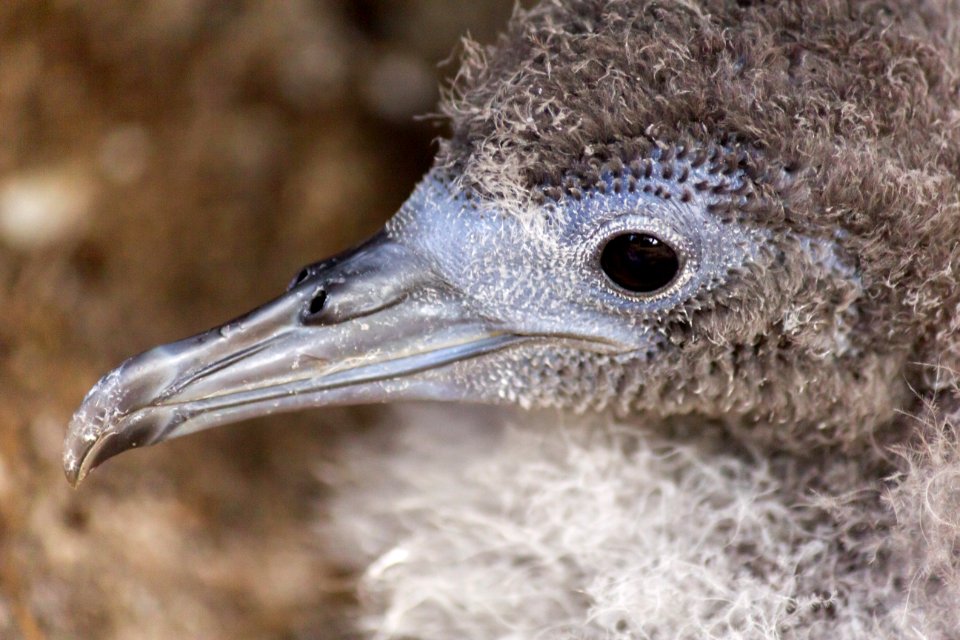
[{"x1": 389, "y1": 159, "x2": 899, "y2": 453}]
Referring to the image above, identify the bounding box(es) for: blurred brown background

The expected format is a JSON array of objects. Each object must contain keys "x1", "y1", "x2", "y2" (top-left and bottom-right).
[{"x1": 0, "y1": 2, "x2": 516, "y2": 638}]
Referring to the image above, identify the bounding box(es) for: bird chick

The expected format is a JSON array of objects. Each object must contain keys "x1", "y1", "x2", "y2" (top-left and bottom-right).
[{"x1": 65, "y1": 0, "x2": 960, "y2": 638}]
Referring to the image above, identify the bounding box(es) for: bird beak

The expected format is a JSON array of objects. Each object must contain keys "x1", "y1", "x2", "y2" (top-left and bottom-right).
[{"x1": 63, "y1": 231, "x2": 524, "y2": 486}]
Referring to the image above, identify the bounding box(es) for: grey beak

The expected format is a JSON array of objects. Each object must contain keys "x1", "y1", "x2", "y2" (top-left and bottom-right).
[{"x1": 63, "y1": 232, "x2": 523, "y2": 486}]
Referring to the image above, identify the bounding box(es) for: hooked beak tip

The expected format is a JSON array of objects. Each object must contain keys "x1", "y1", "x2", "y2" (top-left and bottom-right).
[
  {"x1": 63, "y1": 427, "x2": 117, "y2": 488},
  {"x1": 63, "y1": 451, "x2": 89, "y2": 488},
  {"x1": 63, "y1": 405, "x2": 159, "y2": 487},
  {"x1": 64, "y1": 427, "x2": 154, "y2": 487}
]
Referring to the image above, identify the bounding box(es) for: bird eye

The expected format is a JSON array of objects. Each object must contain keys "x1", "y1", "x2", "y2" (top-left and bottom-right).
[{"x1": 599, "y1": 232, "x2": 681, "y2": 294}]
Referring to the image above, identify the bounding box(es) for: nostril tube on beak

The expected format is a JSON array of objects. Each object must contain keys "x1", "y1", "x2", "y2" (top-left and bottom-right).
[{"x1": 304, "y1": 290, "x2": 328, "y2": 320}]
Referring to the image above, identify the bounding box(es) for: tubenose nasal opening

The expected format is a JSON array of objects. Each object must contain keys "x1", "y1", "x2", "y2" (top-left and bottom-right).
[{"x1": 303, "y1": 290, "x2": 328, "y2": 321}]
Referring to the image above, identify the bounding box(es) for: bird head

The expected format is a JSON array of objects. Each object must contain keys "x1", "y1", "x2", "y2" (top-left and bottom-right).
[{"x1": 64, "y1": 0, "x2": 960, "y2": 484}]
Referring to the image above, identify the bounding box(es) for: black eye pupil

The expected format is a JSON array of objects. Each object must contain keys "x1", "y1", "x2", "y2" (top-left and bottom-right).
[{"x1": 600, "y1": 233, "x2": 680, "y2": 294}]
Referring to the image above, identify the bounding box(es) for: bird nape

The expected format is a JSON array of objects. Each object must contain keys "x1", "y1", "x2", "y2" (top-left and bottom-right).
[{"x1": 64, "y1": 0, "x2": 960, "y2": 638}]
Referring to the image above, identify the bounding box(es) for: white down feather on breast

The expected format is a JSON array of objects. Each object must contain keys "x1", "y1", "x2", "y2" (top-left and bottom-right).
[{"x1": 318, "y1": 399, "x2": 960, "y2": 640}]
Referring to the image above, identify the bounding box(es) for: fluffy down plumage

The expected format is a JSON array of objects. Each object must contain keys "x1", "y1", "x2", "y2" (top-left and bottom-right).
[
  {"x1": 318, "y1": 1, "x2": 960, "y2": 638},
  {"x1": 323, "y1": 397, "x2": 959, "y2": 639}
]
